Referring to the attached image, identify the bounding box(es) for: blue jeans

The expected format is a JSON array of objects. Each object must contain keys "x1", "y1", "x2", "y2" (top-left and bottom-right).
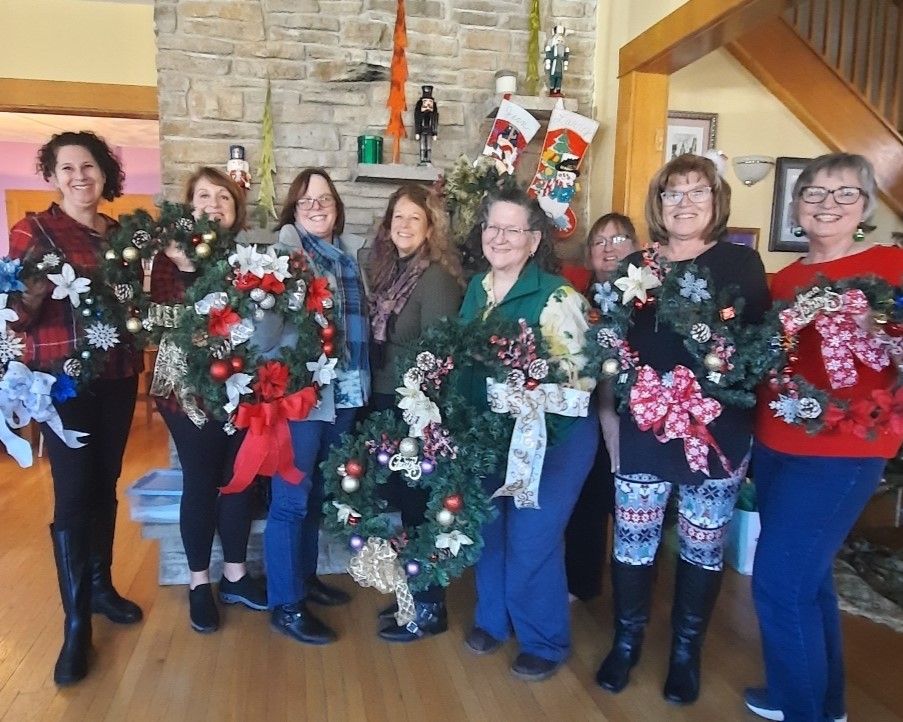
[
  {"x1": 751, "y1": 442, "x2": 885, "y2": 722},
  {"x1": 264, "y1": 408, "x2": 357, "y2": 608},
  {"x1": 474, "y1": 413, "x2": 599, "y2": 662}
]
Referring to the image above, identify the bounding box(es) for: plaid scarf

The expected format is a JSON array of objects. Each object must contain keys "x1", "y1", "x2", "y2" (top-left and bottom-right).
[{"x1": 369, "y1": 252, "x2": 430, "y2": 344}]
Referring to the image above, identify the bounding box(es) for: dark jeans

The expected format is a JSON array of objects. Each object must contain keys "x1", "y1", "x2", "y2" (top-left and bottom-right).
[
  {"x1": 751, "y1": 441, "x2": 885, "y2": 722},
  {"x1": 42, "y1": 376, "x2": 138, "y2": 531},
  {"x1": 160, "y1": 407, "x2": 253, "y2": 572}
]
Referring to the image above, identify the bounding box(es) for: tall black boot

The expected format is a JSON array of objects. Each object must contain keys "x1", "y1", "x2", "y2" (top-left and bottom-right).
[
  {"x1": 89, "y1": 501, "x2": 143, "y2": 624},
  {"x1": 662, "y1": 559, "x2": 723, "y2": 705},
  {"x1": 595, "y1": 560, "x2": 655, "y2": 693},
  {"x1": 50, "y1": 524, "x2": 93, "y2": 686}
]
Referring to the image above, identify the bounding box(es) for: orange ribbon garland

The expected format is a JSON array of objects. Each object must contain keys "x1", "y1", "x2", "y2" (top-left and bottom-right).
[{"x1": 222, "y1": 386, "x2": 318, "y2": 494}]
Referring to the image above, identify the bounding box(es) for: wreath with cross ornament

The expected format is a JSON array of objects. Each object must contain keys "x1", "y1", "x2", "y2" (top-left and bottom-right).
[
  {"x1": 322, "y1": 314, "x2": 593, "y2": 627},
  {"x1": 585, "y1": 245, "x2": 767, "y2": 475},
  {"x1": 762, "y1": 274, "x2": 903, "y2": 438}
]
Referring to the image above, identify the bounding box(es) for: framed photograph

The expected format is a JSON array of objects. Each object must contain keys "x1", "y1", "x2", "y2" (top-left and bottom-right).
[
  {"x1": 726, "y1": 227, "x2": 759, "y2": 250},
  {"x1": 665, "y1": 111, "x2": 718, "y2": 161},
  {"x1": 768, "y1": 157, "x2": 811, "y2": 252}
]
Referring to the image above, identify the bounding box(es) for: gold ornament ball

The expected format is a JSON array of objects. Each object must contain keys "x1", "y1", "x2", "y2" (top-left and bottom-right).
[
  {"x1": 121, "y1": 247, "x2": 140, "y2": 263},
  {"x1": 436, "y1": 509, "x2": 455, "y2": 527},
  {"x1": 703, "y1": 353, "x2": 723, "y2": 371},
  {"x1": 601, "y1": 358, "x2": 620, "y2": 377},
  {"x1": 399, "y1": 437, "x2": 419, "y2": 457},
  {"x1": 201, "y1": 230, "x2": 216, "y2": 243},
  {"x1": 104, "y1": 249, "x2": 118, "y2": 261},
  {"x1": 340, "y1": 475, "x2": 360, "y2": 493},
  {"x1": 195, "y1": 242, "x2": 212, "y2": 259},
  {"x1": 125, "y1": 317, "x2": 143, "y2": 334}
]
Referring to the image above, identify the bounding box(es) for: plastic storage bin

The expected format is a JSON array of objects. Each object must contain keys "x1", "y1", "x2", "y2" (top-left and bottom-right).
[{"x1": 126, "y1": 469, "x2": 183, "y2": 523}]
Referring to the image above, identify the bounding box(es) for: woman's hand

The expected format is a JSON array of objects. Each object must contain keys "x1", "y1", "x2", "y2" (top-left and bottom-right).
[
  {"x1": 20, "y1": 277, "x2": 50, "y2": 311},
  {"x1": 163, "y1": 241, "x2": 196, "y2": 273}
]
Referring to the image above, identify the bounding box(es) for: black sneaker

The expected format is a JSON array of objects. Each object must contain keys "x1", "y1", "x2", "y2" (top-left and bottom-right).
[
  {"x1": 189, "y1": 583, "x2": 220, "y2": 633},
  {"x1": 219, "y1": 574, "x2": 268, "y2": 610}
]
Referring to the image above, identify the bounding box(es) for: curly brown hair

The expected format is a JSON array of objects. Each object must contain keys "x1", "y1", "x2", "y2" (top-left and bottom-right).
[
  {"x1": 183, "y1": 166, "x2": 247, "y2": 232},
  {"x1": 369, "y1": 184, "x2": 464, "y2": 293},
  {"x1": 37, "y1": 131, "x2": 125, "y2": 202}
]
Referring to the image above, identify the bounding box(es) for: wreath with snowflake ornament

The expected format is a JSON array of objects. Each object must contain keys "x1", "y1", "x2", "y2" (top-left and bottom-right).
[
  {"x1": 322, "y1": 315, "x2": 594, "y2": 628},
  {"x1": 163, "y1": 241, "x2": 340, "y2": 493},
  {"x1": 762, "y1": 274, "x2": 903, "y2": 438},
  {"x1": 585, "y1": 245, "x2": 767, "y2": 475}
]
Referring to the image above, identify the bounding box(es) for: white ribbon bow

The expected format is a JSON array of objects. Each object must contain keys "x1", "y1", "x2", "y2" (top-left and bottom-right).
[
  {"x1": 229, "y1": 318, "x2": 255, "y2": 346},
  {"x1": 193, "y1": 291, "x2": 229, "y2": 315},
  {"x1": 0, "y1": 361, "x2": 88, "y2": 467},
  {"x1": 486, "y1": 378, "x2": 590, "y2": 509}
]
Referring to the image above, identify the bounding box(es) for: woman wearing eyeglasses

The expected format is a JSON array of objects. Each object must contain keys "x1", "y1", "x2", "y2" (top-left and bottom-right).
[
  {"x1": 744, "y1": 154, "x2": 903, "y2": 722},
  {"x1": 263, "y1": 168, "x2": 370, "y2": 645},
  {"x1": 459, "y1": 187, "x2": 599, "y2": 681},
  {"x1": 595, "y1": 154, "x2": 769, "y2": 704},
  {"x1": 564, "y1": 213, "x2": 639, "y2": 603}
]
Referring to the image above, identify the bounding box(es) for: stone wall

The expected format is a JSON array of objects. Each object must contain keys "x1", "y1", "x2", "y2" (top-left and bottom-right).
[{"x1": 154, "y1": 0, "x2": 598, "y2": 251}]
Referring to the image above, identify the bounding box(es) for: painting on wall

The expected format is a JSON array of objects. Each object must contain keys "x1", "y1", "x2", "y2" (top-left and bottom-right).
[
  {"x1": 665, "y1": 111, "x2": 718, "y2": 161},
  {"x1": 768, "y1": 156, "x2": 811, "y2": 252}
]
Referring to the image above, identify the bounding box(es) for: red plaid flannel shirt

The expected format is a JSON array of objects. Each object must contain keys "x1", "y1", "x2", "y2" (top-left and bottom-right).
[{"x1": 8, "y1": 204, "x2": 142, "y2": 379}]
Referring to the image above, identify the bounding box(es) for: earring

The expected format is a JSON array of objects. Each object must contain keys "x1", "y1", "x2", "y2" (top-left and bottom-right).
[
  {"x1": 853, "y1": 225, "x2": 866, "y2": 242},
  {"x1": 529, "y1": 250, "x2": 536, "y2": 258},
  {"x1": 792, "y1": 226, "x2": 805, "y2": 238}
]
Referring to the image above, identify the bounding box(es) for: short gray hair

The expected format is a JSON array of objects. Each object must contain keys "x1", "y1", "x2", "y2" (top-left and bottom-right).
[{"x1": 790, "y1": 153, "x2": 878, "y2": 224}]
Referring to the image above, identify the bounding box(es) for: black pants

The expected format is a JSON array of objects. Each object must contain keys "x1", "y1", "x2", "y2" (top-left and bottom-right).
[
  {"x1": 371, "y1": 392, "x2": 443, "y2": 603},
  {"x1": 160, "y1": 407, "x2": 253, "y2": 572},
  {"x1": 563, "y1": 439, "x2": 614, "y2": 601},
  {"x1": 42, "y1": 376, "x2": 139, "y2": 531}
]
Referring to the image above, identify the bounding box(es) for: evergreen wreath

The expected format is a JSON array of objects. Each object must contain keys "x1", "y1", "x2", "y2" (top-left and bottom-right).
[
  {"x1": 586, "y1": 245, "x2": 766, "y2": 411},
  {"x1": 322, "y1": 315, "x2": 569, "y2": 609},
  {"x1": 762, "y1": 274, "x2": 903, "y2": 438}
]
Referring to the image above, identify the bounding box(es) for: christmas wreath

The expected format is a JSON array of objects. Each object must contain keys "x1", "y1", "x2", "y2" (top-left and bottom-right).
[
  {"x1": 162, "y1": 241, "x2": 339, "y2": 493},
  {"x1": 322, "y1": 315, "x2": 592, "y2": 626},
  {"x1": 585, "y1": 245, "x2": 766, "y2": 474},
  {"x1": 762, "y1": 275, "x2": 903, "y2": 438}
]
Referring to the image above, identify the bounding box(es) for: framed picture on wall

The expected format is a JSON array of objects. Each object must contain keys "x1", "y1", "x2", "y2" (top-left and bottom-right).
[
  {"x1": 726, "y1": 227, "x2": 759, "y2": 249},
  {"x1": 665, "y1": 111, "x2": 718, "y2": 161},
  {"x1": 768, "y1": 156, "x2": 811, "y2": 252}
]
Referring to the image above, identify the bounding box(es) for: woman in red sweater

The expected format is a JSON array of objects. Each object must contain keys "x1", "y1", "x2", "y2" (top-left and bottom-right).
[{"x1": 746, "y1": 153, "x2": 903, "y2": 722}]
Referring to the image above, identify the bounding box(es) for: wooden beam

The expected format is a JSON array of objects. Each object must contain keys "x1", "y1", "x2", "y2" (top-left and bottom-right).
[
  {"x1": 619, "y1": 0, "x2": 799, "y2": 77},
  {"x1": 0, "y1": 78, "x2": 158, "y2": 120},
  {"x1": 611, "y1": 71, "x2": 670, "y2": 235},
  {"x1": 728, "y1": 16, "x2": 903, "y2": 214}
]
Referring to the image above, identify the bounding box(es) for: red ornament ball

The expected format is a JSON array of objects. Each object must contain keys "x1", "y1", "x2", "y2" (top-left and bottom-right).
[
  {"x1": 209, "y1": 360, "x2": 231, "y2": 382},
  {"x1": 321, "y1": 340, "x2": 335, "y2": 356},
  {"x1": 525, "y1": 378, "x2": 540, "y2": 390},
  {"x1": 191, "y1": 234, "x2": 202, "y2": 246},
  {"x1": 443, "y1": 493, "x2": 464, "y2": 512},
  {"x1": 319, "y1": 324, "x2": 336, "y2": 341},
  {"x1": 344, "y1": 459, "x2": 365, "y2": 478},
  {"x1": 886, "y1": 322, "x2": 903, "y2": 338},
  {"x1": 229, "y1": 356, "x2": 245, "y2": 373}
]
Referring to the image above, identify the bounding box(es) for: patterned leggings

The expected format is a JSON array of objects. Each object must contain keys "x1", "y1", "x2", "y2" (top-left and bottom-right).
[{"x1": 612, "y1": 468, "x2": 745, "y2": 571}]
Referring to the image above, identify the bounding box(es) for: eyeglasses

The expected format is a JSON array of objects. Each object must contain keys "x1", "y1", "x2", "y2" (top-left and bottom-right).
[
  {"x1": 799, "y1": 186, "x2": 863, "y2": 205},
  {"x1": 481, "y1": 223, "x2": 537, "y2": 242},
  {"x1": 296, "y1": 195, "x2": 335, "y2": 210},
  {"x1": 590, "y1": 234, "x2": 630, "y2": 248},
  {"x1": 660, "y1": 186, "x2": 713, "y2": 206}
]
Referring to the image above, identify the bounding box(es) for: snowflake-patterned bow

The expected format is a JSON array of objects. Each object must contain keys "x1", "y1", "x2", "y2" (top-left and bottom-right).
[
  {"x1": 614, "y1": 263, "x2": 662, "y2": 305},
  {"x1": 592, "y1": 281, "x2": 619, "y2": 314},
  {"x1": 677, "y1": 271, "x2": 711, "y2": 303},
  {"x1": 628, "y1": 364, "x2": 732, "y2": 476},
  {"x1": 780, "y1": 288, "x2": 889, "y2": 389},
  {"x1": 47, "y1": 263, "x2": 90, "y2": 307}
]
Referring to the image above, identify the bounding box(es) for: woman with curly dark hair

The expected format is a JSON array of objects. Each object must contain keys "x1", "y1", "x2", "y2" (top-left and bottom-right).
[
  {"x1": 366, "y1": 183, "x2": 464, "y2": 642},
  {"x1": 8, "y1": 131, "x2": 142, "y2": 686}
]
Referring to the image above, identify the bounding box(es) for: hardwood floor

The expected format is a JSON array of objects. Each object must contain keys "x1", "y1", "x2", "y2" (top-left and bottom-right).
[{"x1": 1, "y1": 414, "x2": 902, "y2": 721}]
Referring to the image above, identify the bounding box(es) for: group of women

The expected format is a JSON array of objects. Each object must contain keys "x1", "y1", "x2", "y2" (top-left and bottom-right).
[{"x1": 9, "y1": 130, "x2": 902, "y2": 722}]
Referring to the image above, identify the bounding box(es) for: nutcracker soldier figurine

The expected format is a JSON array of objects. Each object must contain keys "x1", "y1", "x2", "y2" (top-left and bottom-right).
[
  {"x1": 414, "y1": 85, "x2": 439, "y2": 165},
  {"x1": 544, "y1": 26, "x2": 570, "y2": 97}
]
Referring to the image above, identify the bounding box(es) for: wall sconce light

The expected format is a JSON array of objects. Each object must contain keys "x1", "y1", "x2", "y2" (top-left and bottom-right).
[{"x1": 732, "y1": 155, "x2": 776, "y2": 187}]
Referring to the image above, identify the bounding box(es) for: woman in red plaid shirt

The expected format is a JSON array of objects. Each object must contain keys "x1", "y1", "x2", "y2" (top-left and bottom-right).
[{"x1": 8, "y1": 131, "x2": 143, "y2": 687}]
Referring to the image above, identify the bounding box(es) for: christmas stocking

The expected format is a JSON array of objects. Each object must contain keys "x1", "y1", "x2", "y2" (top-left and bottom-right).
[
  {"x1": 482, "y1": 98, "x2": 541, "y2": 176},
  {"x1": 527, "y1": 102, "x2": 599, "y2": 238}
]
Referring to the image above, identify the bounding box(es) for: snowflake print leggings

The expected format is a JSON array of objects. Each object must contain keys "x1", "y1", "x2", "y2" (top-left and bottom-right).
[{"x1": 611, "y1": 469, "x2": 745, "y2": 570}]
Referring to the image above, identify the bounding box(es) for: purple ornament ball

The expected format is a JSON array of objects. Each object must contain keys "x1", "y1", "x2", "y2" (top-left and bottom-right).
[
  {"x1": 405, "y1": 560, "x2": 421, "y2": 576},
  {"x1": 377, "y1": 450, "x2": 391, "y2": 465},
  {"x1": 349, "y1": 534, "x2": 364, "y2": 551},
  {"x1": 420, "y1": 459, "x2": 435, "y2": 475}
]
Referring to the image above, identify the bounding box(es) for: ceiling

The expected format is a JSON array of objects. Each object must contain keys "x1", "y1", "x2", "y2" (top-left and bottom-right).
[{"x1": 0, "y1": 112, "x2": 159, "y2": 149}]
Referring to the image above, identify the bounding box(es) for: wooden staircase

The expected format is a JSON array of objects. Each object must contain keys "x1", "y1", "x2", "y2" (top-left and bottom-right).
[{"x1": 727, "y1": 0, "x2": 903, "y2": 215}]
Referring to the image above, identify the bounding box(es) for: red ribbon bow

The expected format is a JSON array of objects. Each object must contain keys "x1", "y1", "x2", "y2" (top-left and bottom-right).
[
  {"x1": 221, "y1": 386, "x2": 318, "y2": 494},
  {"x1": 234, "y1": 272, "x2": 286, "y2": 294},
  {"x1": 780, "y1": 288, "x2": 888, "y2": 390},
  {"x1": 628, "y1": 365, "x2": 732, "y2": 476},
  {"x1": 208, "y1": 306, "x2": 240, "y2": 337}
]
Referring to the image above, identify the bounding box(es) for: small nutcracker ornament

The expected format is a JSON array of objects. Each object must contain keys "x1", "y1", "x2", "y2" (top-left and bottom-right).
[
  {"x1": 544, "y1": 26, "x2": 570, "y2": 97},
  {"x1": 227, "y1": 145, "x2": 251, "y2": 195},
  {"x1": 414, "y1": 85, "x2": 438, "y2": 166}
]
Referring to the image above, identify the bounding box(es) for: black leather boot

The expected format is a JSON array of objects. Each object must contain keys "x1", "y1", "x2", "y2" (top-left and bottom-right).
[
  {"x1": 304, "y1": 575, "x2": 350, "y2": 606},
  {"x1": 378, "y1": 601, "x2": 448, "y2": 643},
  {"x1": 596, "y1": 560, "x2": 655, "y2": 693},
  {"x1": 50, "y1": 524, "x2": 93, "y2": 686},
  {"x1": 270, "y1": 601, "x2": 336, "y2": 645},
  {"x1": 89, "y1": 501, "x2": 143, "y2": 624},
  {"x1": 662, "y1": 559, "x2": 723, "y2": 705}
]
